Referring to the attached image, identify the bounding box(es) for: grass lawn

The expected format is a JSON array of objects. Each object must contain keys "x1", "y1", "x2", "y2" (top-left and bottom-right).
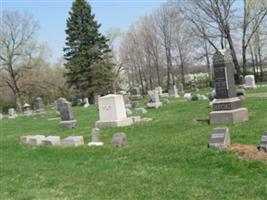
[{"x1": 1, "y1": 90, "x2": 267, "y2": 200}]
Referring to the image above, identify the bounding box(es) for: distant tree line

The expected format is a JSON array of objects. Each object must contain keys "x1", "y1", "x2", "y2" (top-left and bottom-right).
[{"x1": 119, "y1": 0, "x2": 267, "y2": 93}]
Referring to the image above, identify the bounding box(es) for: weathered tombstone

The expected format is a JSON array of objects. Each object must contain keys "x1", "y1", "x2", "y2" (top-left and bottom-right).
[
  {"x1": 244, "y1": 75, "x2": 257, "y2": 89},
  {"x1": 111, "y1": 132, "x2": 127, "y2": 147},
  {"x1": 209, "y1": 49, "x2": 249, "y2": 124},
  {"x1": 41, "y1": 136, "x2": 61, "y2": 146},
  {"x1": 239, "y1": 75, "x2": 245, "y2": 85},
  {"x1": 20, "y1": 135, "x2": 45, "y2": 145},
  {"x1": 130, "y1": 87, "x2": 142, "y2": 101},
  {"x1": 83, "y1": 98, "x2": 90, "y2": 108},
  {"x1": 23, "y1": 103, "x2": 32, "y2": 116},
  {"x1": 8, "y1": 108, "x2": 17, "y2": 119},
  {"x1": 177, "y1": 83, "x2": 184, "y2": 94},
  {"x1": 208, "y1": 128, "x2": 230, "y2": 149},
  {"x1": 258, "y1": 132, "x2": 267, "y2": 152},
  {"x1": 88, "y1": 128, "x2": 103, "y2": 146},
  {"x1": 0, "y1": 113, "x2": 3, "y2": 120},
  {"x1": 155, "y1": 86, "x2": 163, "y2": 96},
  {"x1": 95, "y1": 94, "x2": 133, "y2": 128},
  {"x1": 168, "y1": 85, "x2": 179, "y2": 98},
  {"x1": 34, "y1": 97, "x2": 45, "y2": 117},
  {"x1": 56, "y1": 97, "x2": 66, "y2": 115},
  {"x1": 147, "y1": 90, "x2": 162, "y2": 109},
  {"x1": 62, "y1": 136, "x2": 84, "y2": 146},
  {"x1": 135, "y1": 107, "x2": 147, "y2": 114},
  {"x1": 123, "y1": 94, "x2": 132, "y2": 109},
  {"x1": 58, "y1": 99, "x2": 77, "y2": 129}
]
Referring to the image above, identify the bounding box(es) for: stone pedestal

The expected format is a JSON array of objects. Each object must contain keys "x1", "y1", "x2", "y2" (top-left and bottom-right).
[
  {"x1": 210, "y1": 108, "x2": 248, "y2": 124},
  {"x1": 95, "y1": 94, "x2": 133, "y2": 128},
  {"x1": 59, "y1": 120, "x2": 77, "y2": 129}
]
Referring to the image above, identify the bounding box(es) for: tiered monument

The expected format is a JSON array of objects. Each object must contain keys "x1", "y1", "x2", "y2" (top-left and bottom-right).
[{"x1": 209, "y1": 49, "x2": 249, "y2": 124}]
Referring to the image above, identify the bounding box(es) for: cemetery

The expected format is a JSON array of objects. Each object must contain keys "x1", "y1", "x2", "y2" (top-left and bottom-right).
[{"x1": 1, "y1": 0, "x2": 267, "y2": 199}]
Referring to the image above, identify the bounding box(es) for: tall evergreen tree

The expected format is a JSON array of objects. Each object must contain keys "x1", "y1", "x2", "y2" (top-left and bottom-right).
[{"x1": 64, "y1": 0, "x2": 114, "y2": 99}]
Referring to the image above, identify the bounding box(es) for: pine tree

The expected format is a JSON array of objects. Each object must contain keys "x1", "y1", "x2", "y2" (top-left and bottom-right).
[{"x1": 64, "y1": 0, "x2": 114, "y2": 99}]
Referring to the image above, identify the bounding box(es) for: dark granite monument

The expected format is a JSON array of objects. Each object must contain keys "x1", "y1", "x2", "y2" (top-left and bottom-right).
[
  {"x1": 208, "y1": 128, "x2": 230, "y2": 149},
  {"x1": 58, "y1": 99, "x2": 77, "y2": 129},
  {"x1": 209, "y1": 49, "x2": 249, "y2": 124},
  {"x1": 130, "y1": 87, "x2": 142, "y2": 101}
]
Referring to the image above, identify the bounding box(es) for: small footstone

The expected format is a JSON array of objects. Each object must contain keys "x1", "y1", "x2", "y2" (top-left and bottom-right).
[
  {"x1": 111, "y1": 132, "x2": 127, "y2": 148},
  {"x1": 20, "y1": 135, "x2": 45, "y2": 145},
  {"x1": 41, "y1": 136, "x2": 61, "y2": 146},
  {"x1": 88, "y1": 128, "x2": 103, "y2": 146},
  {"x1": 62, "y1": 136, "x2": 84, "y2": 147},
  {"x1": 258, "y1": 132, "x2": 267, "y2": 152},
  {"x1": 208, "y1": 128, "x2": 230, "y2": 149}
]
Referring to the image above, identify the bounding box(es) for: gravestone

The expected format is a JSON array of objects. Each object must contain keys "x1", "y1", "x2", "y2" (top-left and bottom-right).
[
  {"x1": 209, "y1": 49, "x2": 249, "y2": 124},
  {"x1": 155, "y1": 86, "x2": 163, "y2": 96},
  {"x1": 62, "y1": 136, "x2": 84, "y2": 146},
  {"x1": 123, "y1": 94, "x2": 132, "y2": 108},
  {"x1": 88, "y1": 128, "x2": 103, "y2": 146},
  {"x1": 239, "y1": 75, "x2": 245, "y2": 85},
  {"x1": 83, "y1": 98, "x2": 90, "y2": 108},
  {"x1": 0, "y1": 113, "x2": 2, "y2": 120},
  {"x1": 130, "y1": 87, "x2": 142, "y2": 101},
  {"x1": 258, "y1": 132, "x2": 267, "y2": 152},
  {"x1": 56, "y1": 97, "x2": 66, "y2": 114},
  {"x1": 8, "y1": 108, "x2": 17, "y2": 119},
  {"x1": 177, "y1": 83, "x2": 184, "y2": 94},
  {"x1": 244, "y1": 75, "x2": 257, "y2": 89},
  {"x1": 95, "y1": 94, "x2": 133, "y2": 128},
  {"x1": 23, "y1": 103, "x2": 32, "y2": 116},
  {"x1": 111, "y1": 132, "x2": 127, "y2": 147},
  {"x1": 20, "y1": 135, "x2": 45, "y2": 145},
  {"x1": 58, "y1": 99, "x2": 77, "y2": 129},
  {"x1": 41, "y1": 136, "x2": 61, "y2": 146},
  {"x1": 208, "y1": 128, "x2": 230, "y2": 149},
  {"x1": 147, "y1": 90, "x2": 162, "y2": 108},
  {"x1": 34, "y1": 97, "x2": 45, "y2": 117},
  {"x1": 168, "y1": 85, "x2": 179, "y2": 98}
]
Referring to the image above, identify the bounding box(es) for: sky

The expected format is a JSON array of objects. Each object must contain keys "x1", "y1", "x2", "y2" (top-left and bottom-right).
[{"x1": 1, "y1": 0, "x2": 166, "y2": 63}]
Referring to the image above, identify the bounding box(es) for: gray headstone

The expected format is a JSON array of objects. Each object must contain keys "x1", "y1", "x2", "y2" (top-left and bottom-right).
[
  {"x1": 88, "y1": 128, "x2": 103, "y2": 146},
  {"x1": 147, "y1": 90, "x2": 160, "y2": 103},
  {"x1": 35, "y1": 97, "x2": 45, "y2": 116},
  {"x1": 41, "y1": 136, "x2": 61, "y2": 146},
  {"x1": 168, "y1": 85, "x2": 179, "y2": 97},
  {"x1": 209, "y1": 128, "x2": 230, "y2": 149},
  {"x1": 111, "y1": 132, "x2": 127, "y2": 147},
  {"x1": 62, "y1": 136, "x2": 84, "y2": 147},
  {"x1": 258, "y1": 132, "x2": 267, "y2": 152},
  {"x1": 213, "y1": 50, "x2": 236, "y2": 99},
  {"x1": 177, "y1": 83, "x2": 184, "y2": 93},
  {"x1": 59, "y1": 99, "x2": 74, "y2": 121}
]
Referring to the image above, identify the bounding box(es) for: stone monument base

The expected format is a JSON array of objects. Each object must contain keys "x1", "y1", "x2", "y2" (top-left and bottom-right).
[
  {"x1": 88, "y1": 142, "x2": 103, "y2": 146},
  {"x1": 59, "y1": 120, "x2": 77, "y2": 129},
  {"x1": 209, "y1": 108, "x2": 249, "y2": 124},
  {"x1": 147, "y1": 102, "x2": 162, "y2": 109},
  {"x1": 95, "y1": 117, "x2": 133, "y2": 128}
]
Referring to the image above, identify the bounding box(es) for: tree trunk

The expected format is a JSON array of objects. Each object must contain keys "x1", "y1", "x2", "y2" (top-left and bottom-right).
[{"x1": 258, "y1": 46, "x2": 264, "y2": 80}]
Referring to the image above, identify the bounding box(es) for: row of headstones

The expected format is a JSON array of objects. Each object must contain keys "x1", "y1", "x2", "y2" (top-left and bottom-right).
[
  {"x1": 20, "y1": 128, "x2": 127, "y2": 148},
  {"x1": 5, "y1": 97, "x2": 46, "y2": 119},
  {"x1": 209, "y1": 128, "x2": 267, "y2": 152}
]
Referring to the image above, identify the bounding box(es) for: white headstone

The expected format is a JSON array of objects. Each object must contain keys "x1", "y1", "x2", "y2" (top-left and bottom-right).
[
  {"x1": 8, "y1": 108, "x2": 17, "y2": 119},
  {"x1": 88, "y1": 128, "x2": 103, "y2": 146},
  {"x1": 95, "y1": 94, "x2": 133, "y2": 128},
  {"x1": 147, "y1": 90, "x2": 162, "y2": 108},
  {"x1": 83, "y1": 98, "x2": 90, "y2": 108},
  {"x1": 244, "y1": 75, "x2": 256, "y2": 89},
  {"x1": 168, "y1": 85, "x2": 179, "y2": 98}
]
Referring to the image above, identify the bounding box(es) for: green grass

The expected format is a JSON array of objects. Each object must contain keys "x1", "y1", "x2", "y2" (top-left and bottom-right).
[{"x1": 1, "y1": 91, "x2": 267, "y2": 200}]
